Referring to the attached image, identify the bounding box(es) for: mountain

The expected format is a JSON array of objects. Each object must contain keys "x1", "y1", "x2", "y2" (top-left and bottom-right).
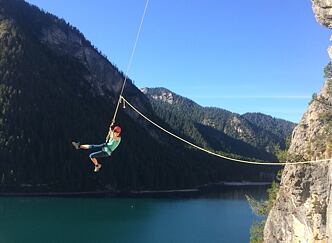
[
  {"x1": 263, "y1": 1, "x2": 332, "y2": 241},
  {"x1": 0, "y1": 0, "x2": 277, "y2": 193},
  {"x1": 141, "y1": 87, "x2": 295, "y2": 160}
]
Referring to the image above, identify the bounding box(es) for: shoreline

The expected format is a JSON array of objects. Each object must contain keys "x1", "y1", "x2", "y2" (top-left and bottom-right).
[{"x1": 0, "y1": 181, "x2": 272, "y2": 197}]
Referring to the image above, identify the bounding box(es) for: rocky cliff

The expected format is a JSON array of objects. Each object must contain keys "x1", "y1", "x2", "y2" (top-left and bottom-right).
[
  {"x1": 263, "y1": 1, "x2": 332, "y2": 242},
  {"x1": 37, "y1": 9, "x2": 151, "y2": 123}
]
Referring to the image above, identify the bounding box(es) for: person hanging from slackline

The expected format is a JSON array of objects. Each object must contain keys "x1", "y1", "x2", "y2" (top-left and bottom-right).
[{"x1": 71, "y1": 122, "x2": 122, "y2": 172}]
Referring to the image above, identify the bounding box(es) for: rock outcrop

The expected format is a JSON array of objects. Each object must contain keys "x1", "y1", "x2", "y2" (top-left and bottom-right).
[
  {"x1": 312, "y1": 0, "x2": 332, "y2": 60},
  {"x1": 37, "y1": 15, "x2": 154, "y2": 130},
  {"x1": 40, "y1": 25, "x2": 123, "y2": 96},
  {"x1": 312, "y1": 0, "x2": 332, "y2": 29}
]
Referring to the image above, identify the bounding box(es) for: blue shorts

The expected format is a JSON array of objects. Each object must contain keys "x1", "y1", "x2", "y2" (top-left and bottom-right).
[{"x1": 88, "y1": 144, "x2": 110, "y2": 159}]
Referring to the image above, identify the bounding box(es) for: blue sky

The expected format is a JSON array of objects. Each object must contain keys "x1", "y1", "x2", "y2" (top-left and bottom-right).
[{"x1": 26, "y1": 0, "x2": 331, "y2": 122}]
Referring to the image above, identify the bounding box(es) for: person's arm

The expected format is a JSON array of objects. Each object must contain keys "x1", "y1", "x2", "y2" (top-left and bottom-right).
[
  {"x1": 110, "y1": 119, "x2": 115, "y2": 130},
  {"x1": 105, "y1": 120, "x2": 115, "y2": 142}
]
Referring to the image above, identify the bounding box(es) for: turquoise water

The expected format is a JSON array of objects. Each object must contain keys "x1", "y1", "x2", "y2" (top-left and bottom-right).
[{"x1": 0, "y1": 187, "x2": 266, "y2": 243}]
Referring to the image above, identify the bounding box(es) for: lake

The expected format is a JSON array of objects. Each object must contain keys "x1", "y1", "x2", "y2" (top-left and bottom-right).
[{"x1": 0, "y1": 185, "x2": 268, "y2": 243}]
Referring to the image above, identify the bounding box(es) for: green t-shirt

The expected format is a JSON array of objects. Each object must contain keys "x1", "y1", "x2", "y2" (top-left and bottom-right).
[{"x1": 102, "y1": 134, "x2": 121, "y2": 155}]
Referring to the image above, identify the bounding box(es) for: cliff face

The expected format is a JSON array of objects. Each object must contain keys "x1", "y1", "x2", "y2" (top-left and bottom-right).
[
  {"x1": 263, "y1": 1, "x2": 332, "y2": 242},
  {"x1": 312, "y1": 0, "x2": 332, "y2": 29},
  {"x1": 264, "y1": 80, "x2": 332, "y2": 242},
  {"x1": 38, "y1": 14, "x2": 151, "y2": 120}
]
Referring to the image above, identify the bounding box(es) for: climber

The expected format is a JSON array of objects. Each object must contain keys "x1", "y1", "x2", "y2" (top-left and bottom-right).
[{"x1": 72, "y1": 123, "x2": 122, "y2": 172}]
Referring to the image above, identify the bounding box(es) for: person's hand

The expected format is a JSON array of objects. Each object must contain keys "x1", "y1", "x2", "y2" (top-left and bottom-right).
[{"x1": 110, "y1": 119, "x2": 115, "y2": 128}]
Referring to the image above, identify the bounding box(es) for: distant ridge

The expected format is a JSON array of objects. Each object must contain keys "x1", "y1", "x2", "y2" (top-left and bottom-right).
[{"x1": 142, "y1": 87, "x2": 295, "y2": 159}]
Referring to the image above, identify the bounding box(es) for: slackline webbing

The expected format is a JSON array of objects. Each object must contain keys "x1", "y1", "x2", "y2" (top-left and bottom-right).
[{"x1": 121, "y1": 96, "x2": 331, "y2": 166}]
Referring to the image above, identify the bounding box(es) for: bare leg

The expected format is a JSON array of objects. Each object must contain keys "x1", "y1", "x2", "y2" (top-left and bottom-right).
[
  {"x1": 90, "y1": 157, "x2": 99, "y2": 166},
  {"x1": 90, "y1": 157, "x2": 102, "y2": 172},
  {"x1": 81, "y1": 145, "x2": 103, "y2": 167},
  {"x1": 78, "y1": 144, "x2": 104, "y2": 172}
]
